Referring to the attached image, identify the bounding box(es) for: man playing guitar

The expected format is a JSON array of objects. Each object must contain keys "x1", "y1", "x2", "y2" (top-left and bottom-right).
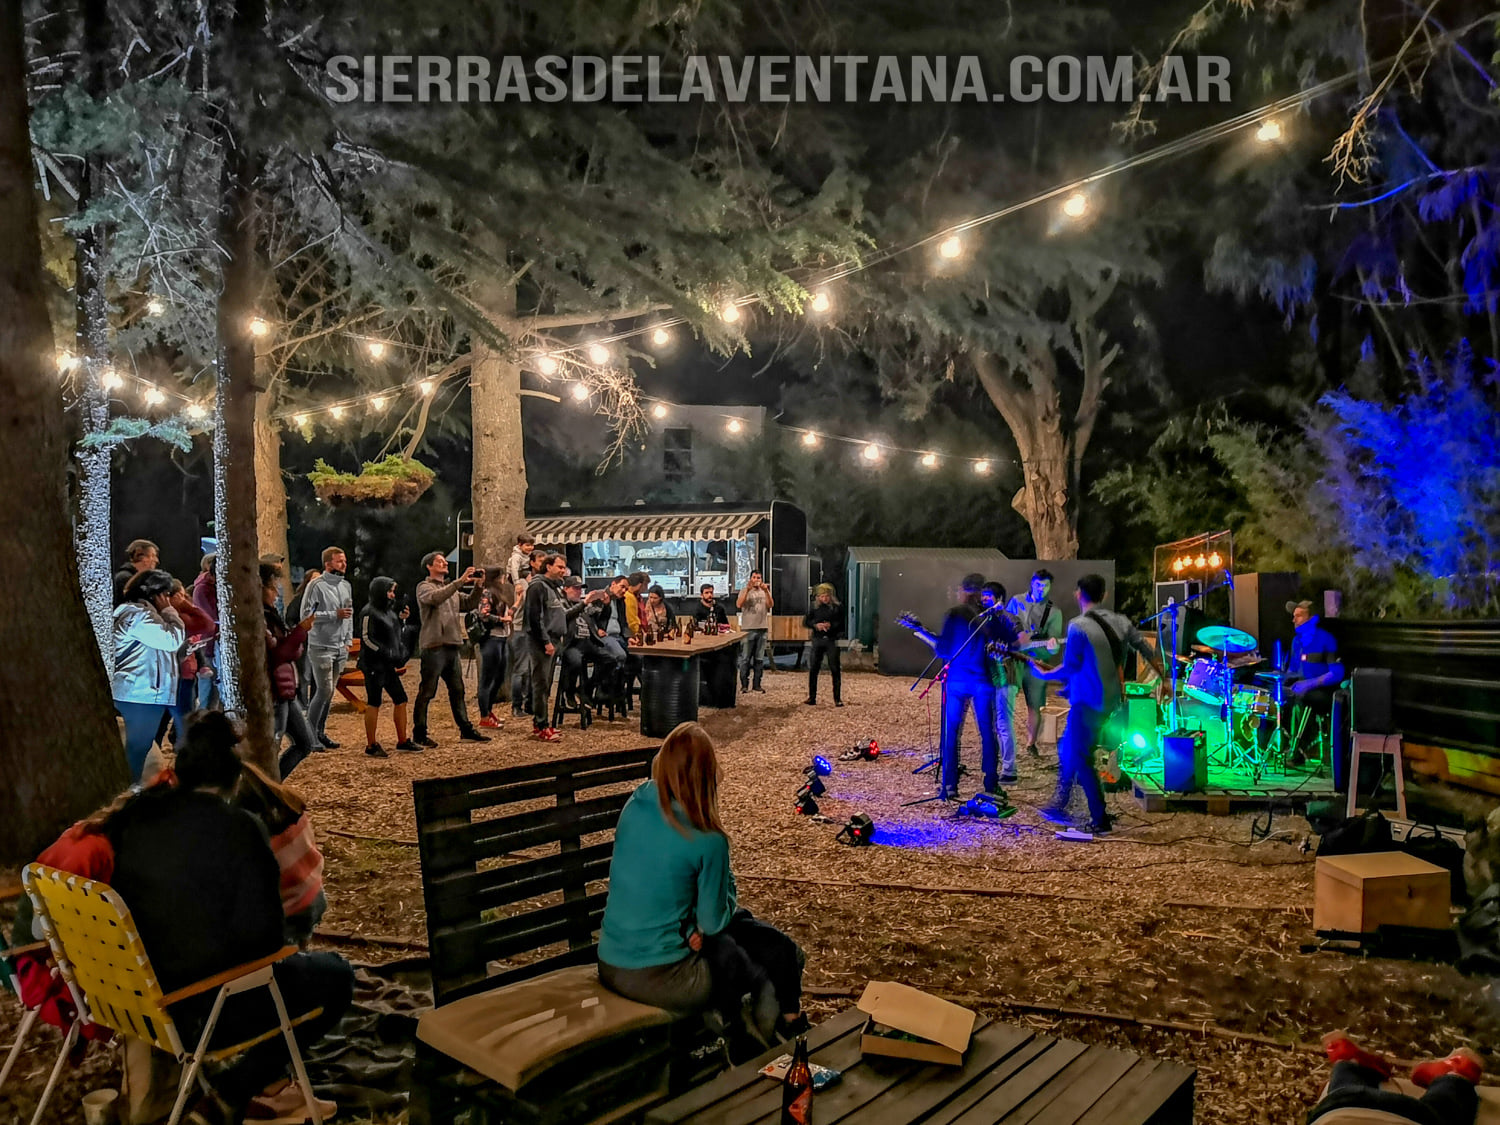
[
  {"x1": 899, "y1": 573, "x2": 1019, "y2": 804},
  {"x1": 1027, "y1": 574, "x2": 1167, "y2": 835}
]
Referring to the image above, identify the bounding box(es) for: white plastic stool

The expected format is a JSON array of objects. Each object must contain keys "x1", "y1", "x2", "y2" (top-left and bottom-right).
[{"x1": 1346, "y1": 731, "x2": 1407, "y2": 820}]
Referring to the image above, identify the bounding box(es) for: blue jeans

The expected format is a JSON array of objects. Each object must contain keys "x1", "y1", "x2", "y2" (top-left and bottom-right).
[
  {"x1": 1053, "y1": 705, "x2": 1110, "y2": 825},
  {"x1": 738, "y1": 629, "x2": 768, "y2": 688},
  {"x1": 307, "y1": 648, "x2": 347, "y2": 739},
  {"x1": 478, "y1": 635, "x2": 508, "y2": 716},
  {"x1": 275, "y1": 697, "x2": 318, "y2": 779},
  {"x1": 940, "y1": 679, "x2": 1000, "y2": 794},
  {"x1": 117, "y1": 700, "x2": 169, "y2": 781},
  {"x1": 996, "y1": 684, "x2": 1019, "y2": 774},
  {"x1": 1308, "y1": 1062, "x2": 1476, "y2": 1125}
]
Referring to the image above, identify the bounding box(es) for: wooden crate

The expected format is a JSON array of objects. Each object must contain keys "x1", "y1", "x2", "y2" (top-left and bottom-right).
[{"x1": 1314, "y1": 852, "x2": 1451, "y2": 935}]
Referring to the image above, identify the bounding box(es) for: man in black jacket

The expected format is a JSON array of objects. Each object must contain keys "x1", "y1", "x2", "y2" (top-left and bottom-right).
[
  {"x1": 692, "y1": 583, "x2": 731, "y2": 631},
  {"x1": 803, "y1": 583, "x2": 844, "y2": 706},
  {"x1": 522, "y1": 555, "x2": 574, "y2": 741},
  {"x1": 558, "y1": 577, "x2": 618, "y2": 709}
]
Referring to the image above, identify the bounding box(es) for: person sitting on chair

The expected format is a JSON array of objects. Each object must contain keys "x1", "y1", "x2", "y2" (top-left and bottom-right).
[
  {"x1": 1286, "y1": 599, "x2": 1345, "y2": 762},
  {"x1": 1309, "y1": 1031, "x2": 1481, "y2": 1125},
  {"x1": 598, "y1": 722, "x2": 807, "y2": 1061}
]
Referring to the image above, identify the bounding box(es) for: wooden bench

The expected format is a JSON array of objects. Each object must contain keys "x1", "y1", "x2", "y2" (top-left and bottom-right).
[
  {"x1": 410, "y1": 747, "x2": 723, "y2": 1125},
  {"x1": 334, "y1": 639, "x2": 366, "y2": 713}
]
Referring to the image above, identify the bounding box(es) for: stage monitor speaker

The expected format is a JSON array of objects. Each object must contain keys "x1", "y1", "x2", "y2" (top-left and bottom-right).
[
  {"x1": 1230, "y1": 572, "x2": 1301, "y2": 660},
  {"x1": 1350, "y1": 668, "x2": 1395, "y2": 734},
  {"x1": 1162, "y1": 730, "x2": 1207, "y2": 793}
]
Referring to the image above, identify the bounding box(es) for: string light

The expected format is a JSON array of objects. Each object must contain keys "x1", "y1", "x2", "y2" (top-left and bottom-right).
[
  {"x1": 146, "y1": 298, "x2": 166, "y2": 316},
  {"x1": 973, "y1": 459, "x2": 990, "y2": 474},
  {"x1": 720, "y1": 303, "x2": 741, "y2": 324},
  {"x1": 920, "y1": 452, "x2": 938, "y2": 469},
  {"x1": 570, "y1": 382, "x2": 590, "y2": 402},
  {"x1": 370, "y1": 395, "x2": 387, "y2": 411},
  {"x1": 366, "y1": 340, "x2": 387, "y2": 359},
  {"x1": 809, "y1": 291, "x2": 831, "y2": 314},
  {"x1": 651, "y1": 403, "x2": 668, "y2": 419},
  {"x1": 101, "y1": 369, "x2": 123, "y2": 391},
  {"x1": 143, "y1": 387, "x2": 166, "y2": 405},
  {"x1": 419, "y1": 380, "x2": 434, "y2": 396},
  {"x1": 937, "y1": 235, "x2": 963, "y2": 260},
  {"x1": 248, "y1": 317, "x2": 270, "y2": 337},
  {"x1": 1255, "y1": 119, "x2": 1283, "y2": 143},
  {"x1": 293, "y1": 413, "x2": 308, "y2": 426},
  {"x1": 1061, "y1": 192, "x2": 1089, "y2": 218},
  {"x1": 57, "y1": 351, "x2": 78, "y2": 373},
  {"x1": 1172, "y1": 558, "x2": 1185, "y2": 573},
  {"x1": 537, "y1": 354, "x2": 560, "y2": 375},
  {"x1": 185, "y1": 403, "x2": 207, "y2": 419},
  {"x1": 329, "y1": 404, "x2": 345, "y2": 419},
  {"x1": 587, "y1": 343, "x2": 610, "y2": 365},
  {"x1": 1195, "y1": 554, "x2": 1207, "y2": 568},
  {"x1": 1209, "y1": 552, "x2": 1223, "y2": 568},
  {"x1": 726, "y1": 418, "x2": 743, "y2": 434},
  {"x1": 862, "y1": 443, "x2": 881, "y2": 462},
  {"x1": 801, "y1": 431, "x2": 820, "y2": 447},
  {"x1": 651, "y1": 327, "x2": 671, "y2": 347}
]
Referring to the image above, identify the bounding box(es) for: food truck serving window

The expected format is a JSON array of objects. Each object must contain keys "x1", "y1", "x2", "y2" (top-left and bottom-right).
[{"x1": 578, "y1": 534, "x2": 759, "y2": 600}]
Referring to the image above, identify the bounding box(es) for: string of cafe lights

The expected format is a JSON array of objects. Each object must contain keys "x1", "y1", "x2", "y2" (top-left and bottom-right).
[{"x1": 53, "y1": 52, "x2": 1409, "y2": 452}]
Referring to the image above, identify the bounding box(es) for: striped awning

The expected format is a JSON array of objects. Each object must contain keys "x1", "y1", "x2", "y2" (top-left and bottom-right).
[{"x1": 526, "y1": 511, "x2": 765, "y2": 545}]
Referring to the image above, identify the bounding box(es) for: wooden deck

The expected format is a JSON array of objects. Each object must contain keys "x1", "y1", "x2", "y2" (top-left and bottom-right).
[
  {"x1": 646, "y1": 1009, "x2": 1194, "y2": 1125},
  {"x1": 1128, "y1": 762, "x2": 1337, "y2": 815}
]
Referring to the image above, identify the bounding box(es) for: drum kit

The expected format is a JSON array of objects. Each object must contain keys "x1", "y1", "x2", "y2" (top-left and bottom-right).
[{"x1": 1168, "y1": 624, "x2": 1294, "y2": 779}]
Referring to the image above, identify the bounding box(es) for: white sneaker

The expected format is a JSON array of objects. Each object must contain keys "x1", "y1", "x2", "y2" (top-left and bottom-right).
[{"x1": 245, "y1": 1080, "x2": 337, "y2": 1123}]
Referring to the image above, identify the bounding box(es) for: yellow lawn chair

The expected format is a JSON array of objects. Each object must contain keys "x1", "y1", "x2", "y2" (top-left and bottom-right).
[{"x1": 22, "y1": 863, "x2": 325, "y2": 1125}]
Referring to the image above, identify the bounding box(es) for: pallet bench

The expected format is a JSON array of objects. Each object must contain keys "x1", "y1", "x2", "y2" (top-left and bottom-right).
[{"x1": 411, "y1": 746, "x2": 721, "y2": 1125}]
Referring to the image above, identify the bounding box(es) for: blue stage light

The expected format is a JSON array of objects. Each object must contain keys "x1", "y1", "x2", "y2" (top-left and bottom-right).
[{"x1": 812, "y1": 755, "x2": 833, "y2": 776}]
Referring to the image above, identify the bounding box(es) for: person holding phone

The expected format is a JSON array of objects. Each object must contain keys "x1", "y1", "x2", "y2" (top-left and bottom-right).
[
  {"x1": 735, "y1": 571, "x2": 773, "y2": 693},
  {"x1": 412, "y1": 552, "x2": 489, "y2": 748}
]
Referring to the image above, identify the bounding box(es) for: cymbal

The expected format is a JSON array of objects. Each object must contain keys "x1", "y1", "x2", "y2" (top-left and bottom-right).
[
  {"x1": 1226, "y1": 653, "x2": 1264, "y2": 669},
  {"x1": 1196, "y1": 625, "x2": 1258, "y2": 653},
  {"x1": 1255, "y1": 669, "x2": 1295, "y2": 681}
]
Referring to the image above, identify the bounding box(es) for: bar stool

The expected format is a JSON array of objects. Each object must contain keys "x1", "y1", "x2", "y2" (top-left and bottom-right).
[{"x1": 1346, "y1": 731, "x2": 1407, "y2": 820}]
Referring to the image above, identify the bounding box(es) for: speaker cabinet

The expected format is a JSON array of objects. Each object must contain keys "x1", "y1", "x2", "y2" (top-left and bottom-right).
[
  {"x1": 1163, "y1": 730, "x2": 1207, "y2": 793},
  {"x1": 1350, "y1": 668, "x2": 1395, "y2": 734},
  {"x1": 1154, "y1": 581, "x2": 1201, "y2": 659},
  {"x1": 1230, "y1": 572, "x2": 1302, "y2": 662}
]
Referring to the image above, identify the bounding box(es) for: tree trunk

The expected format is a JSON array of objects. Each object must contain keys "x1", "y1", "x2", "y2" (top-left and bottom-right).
[
  {"x1": 73, "y1": 0, "x2": 114, "y2": 669},
  {"x1": 255, "y1": 386, "x2": 290, "y2": 602},
  {"x1": 0, "y1": 0, "x2": 129, "y2": 859},
  {"x1": 471, "y1": 271, "x2": 527, "y2": 569},
  {"x1": 212, "y1": 0, "x2": 276, "y2": 774}
]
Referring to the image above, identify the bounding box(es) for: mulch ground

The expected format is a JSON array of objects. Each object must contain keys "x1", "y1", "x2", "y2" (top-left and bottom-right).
[{"x1": 4, "y1": 661, "x2": 1497, "y2": 1124}]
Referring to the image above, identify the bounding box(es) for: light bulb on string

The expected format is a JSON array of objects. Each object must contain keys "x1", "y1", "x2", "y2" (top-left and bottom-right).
[
  {"x1": 537, "y1": 354, "x2": 560, "y2": 375},
  {"x1": 651, "y1": 403, "x2": 668, "y2": 420},
  {"x1": 651, "y1": 327, "x2": 671, "y2": 347},
  {"x1": 937, "y1": 235, "x2": 963, "y2": 260},
  {"x1": 1209, "y1": 552, "x2": 1223, "y2": 568},
  {"x1": 371, "y1": 396, "x2": 387, "y2": 411},
  {"x1": 920, "y1": 452, "x2": 938, "y2": 469},
  {"x1": 973, "y1": 459, "x2": 990, "y2": 475},
  {"x1": 146, "y1": 298, "x2": 166, "y2": 317},
  {"x1": 248, "y1": 317, "x2": 270, "y2": 338},
  {"x1": 862, "y1": 443, "x2": 881, "y2": 462},
  {"x1": 1061, "y1": 192, "x2": 1089, "y2": 218},
  {"x1": 587, "y1": 343, "x2": 610, "y2": 365},
  {"x1": 293, "y1": 413, "x2": 308, "y2": 427},
  {"x1": 185, "y1": 403, "x2": 207, "y2": 420},
  {"x1": 809, "y1": 291, "x2": 831, "y2": 315},
  {"x1": 1255, "y1": 119, "x2": 1282, "y2": 143},
  {"x1": 1172, "y1": 558, "x2": 1184, "y2": 574},
  {"x1": 726, "y1": 418, "x2": 743, "y2": 434},
  {"x1": 329, "y1": 404, "x2": 345, "y2": 420},
  {"x1": 419, "y1": 380, "x2": 434, "y2": 396},
  {"x1": 571, "y1": 383, "x2": 590, "y2": 402},
  {"x1": 143, "y1": 387, "x2": 166, "y2": 406},
  {"x1": 101, "y1": 369, "x2": 123, "y2": 391},
  {"x1": 801, "y1": 431, "x2": 820, "y2": 448},
  {"x1": 366, "y1": 340, "x2": 387, "y2": 359},
  {"x1": 57, "y1": 351, "x2": 78, "y2": 373},
  {"x1": 1195, "y1": 554, "x2": 1207, "y2": 568},
  {"x1": 720, "y1": 302, "x2": 741, "y2": 324}
]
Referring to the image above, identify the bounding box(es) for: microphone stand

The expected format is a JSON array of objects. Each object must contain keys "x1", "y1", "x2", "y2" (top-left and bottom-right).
[
  {"x1": 907, "y1": 605, "x2": 1001, "y2": 791},
  {"x1": 1140, "y1": 576, "x2": 1231, "y2": 732}
]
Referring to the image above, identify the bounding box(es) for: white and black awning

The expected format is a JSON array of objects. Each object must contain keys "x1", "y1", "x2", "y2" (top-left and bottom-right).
[{"x1": 525, "y1": 511, "x2": 765, "y2": 545}]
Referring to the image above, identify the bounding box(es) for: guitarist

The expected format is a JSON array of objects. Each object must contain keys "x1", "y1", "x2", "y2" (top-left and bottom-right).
[
  {"x1": 1031, "y1": 574, "x2": 1167, "y2": 835},
  {"x1": 903, "y1": 574, "x2": 1017, "y2": 804}
]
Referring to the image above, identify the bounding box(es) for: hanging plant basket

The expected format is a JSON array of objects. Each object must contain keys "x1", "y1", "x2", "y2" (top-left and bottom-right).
[{"x1": 308, "y1": 455, "x2": 435, "y2": 509}]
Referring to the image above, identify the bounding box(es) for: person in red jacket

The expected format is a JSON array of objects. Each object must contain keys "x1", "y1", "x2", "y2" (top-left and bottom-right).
[
  {"x1": 169, "y1": 579, "x2": 217, "y2": 743},
  {"x1": 262, "y1": 564, "x2": 318, "y2": 778}
]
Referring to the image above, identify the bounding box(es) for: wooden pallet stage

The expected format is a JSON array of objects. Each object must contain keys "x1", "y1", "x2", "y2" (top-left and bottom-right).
[
  {"x1": 1127, "y1": 760, "x2": 1337, "y2": 815},
  {"x1": 647, "y1": 1008, "x2": 1194, "y2": 1125}
]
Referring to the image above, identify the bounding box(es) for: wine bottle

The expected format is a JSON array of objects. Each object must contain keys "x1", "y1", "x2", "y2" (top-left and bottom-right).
[{"x1": 780, "y1": 1036, "x2": 812, "y2": 1125}]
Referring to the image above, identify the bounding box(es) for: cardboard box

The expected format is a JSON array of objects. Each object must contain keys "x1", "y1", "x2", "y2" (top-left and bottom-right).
[
  {"x1": 856, "y1": 981, "x2": 975, "y2": 1066},
  {"x1": 1314, "y1": 852, "x2": 1452, "y2": 934}
]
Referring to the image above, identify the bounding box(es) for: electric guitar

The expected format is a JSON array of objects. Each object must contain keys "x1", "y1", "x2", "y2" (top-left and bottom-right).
[{"x1": 895, "y1": 612, "x2": 1060, "y2": 664}]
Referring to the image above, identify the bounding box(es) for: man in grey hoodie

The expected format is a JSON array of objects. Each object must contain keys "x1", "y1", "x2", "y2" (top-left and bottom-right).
[{"x1": 304, "y1": 546, "x2": 354, "y2": 748}]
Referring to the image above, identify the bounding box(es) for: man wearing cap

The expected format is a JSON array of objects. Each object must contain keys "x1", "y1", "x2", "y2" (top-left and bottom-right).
[{"x1": 1286, "y1": 600, "x2": 1345, "y2": 753}]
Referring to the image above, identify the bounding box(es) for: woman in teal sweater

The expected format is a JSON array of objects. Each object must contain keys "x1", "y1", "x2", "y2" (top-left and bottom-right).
[{"x1": 599, "y1": 722, "x2": 807, "y2": 1056}]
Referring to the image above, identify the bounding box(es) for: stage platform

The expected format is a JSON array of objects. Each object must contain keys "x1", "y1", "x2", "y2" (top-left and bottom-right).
[{"x1": 1124, "y1": 758, "x2": 1337, "y2": 815}]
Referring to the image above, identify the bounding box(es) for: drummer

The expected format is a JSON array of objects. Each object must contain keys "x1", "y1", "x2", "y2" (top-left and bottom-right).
[{"x1": 1286, "y1": 599, "x2": 1345, "y2": 708}]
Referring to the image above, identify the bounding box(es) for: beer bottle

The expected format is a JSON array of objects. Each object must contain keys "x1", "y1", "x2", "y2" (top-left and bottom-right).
[{"x1": 780, "y1": 1036, "x2": 812, "y2": 1125}]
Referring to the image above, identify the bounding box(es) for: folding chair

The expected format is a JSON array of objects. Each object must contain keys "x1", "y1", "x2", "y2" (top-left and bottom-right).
[
  {"x1": 23, "y1": 863, "x2": 325, "y2": 1125},
  {"x1": 0, "y1": 935, "x2": 75, "y2": 1116}
]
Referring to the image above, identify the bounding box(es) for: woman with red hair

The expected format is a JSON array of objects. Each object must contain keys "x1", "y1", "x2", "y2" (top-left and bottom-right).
[{"x1": 598, "y1": 722, "x2": 806, "y2": 1060}]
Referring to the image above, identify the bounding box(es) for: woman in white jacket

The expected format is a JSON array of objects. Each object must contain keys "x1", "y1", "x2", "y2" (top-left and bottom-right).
[{"x1": 113, "y1": 569, "x2": 186, "y2": 780}]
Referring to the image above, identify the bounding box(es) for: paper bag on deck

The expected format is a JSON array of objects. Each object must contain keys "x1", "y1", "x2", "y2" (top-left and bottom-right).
[{"x1": 856, "y1": 981, "x2": 975, "y2": 1066}]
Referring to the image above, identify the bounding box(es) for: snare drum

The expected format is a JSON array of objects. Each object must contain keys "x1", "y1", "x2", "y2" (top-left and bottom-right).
[
  {"x1": 1185, "y1": 659, "x2": 1228, "y2": 700},
  {"x1": 1232, "y1": 687, "x2": 1272, "y2": 716}
]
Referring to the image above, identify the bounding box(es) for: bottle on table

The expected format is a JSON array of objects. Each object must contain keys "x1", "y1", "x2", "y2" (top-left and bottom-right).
[{"x1": 780, "y1": 1035, "x2": 812, "y2": 1124}]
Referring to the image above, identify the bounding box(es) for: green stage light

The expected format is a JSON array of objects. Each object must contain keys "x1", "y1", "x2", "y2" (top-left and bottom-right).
[{"x1": 1131, "y1": 732, "x2": 1149, "y2": 750}]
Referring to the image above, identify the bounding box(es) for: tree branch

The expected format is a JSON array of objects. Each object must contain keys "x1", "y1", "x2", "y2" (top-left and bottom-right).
[{"x1": 516, "y1": 303, "x2": 669, "y2": 332}]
